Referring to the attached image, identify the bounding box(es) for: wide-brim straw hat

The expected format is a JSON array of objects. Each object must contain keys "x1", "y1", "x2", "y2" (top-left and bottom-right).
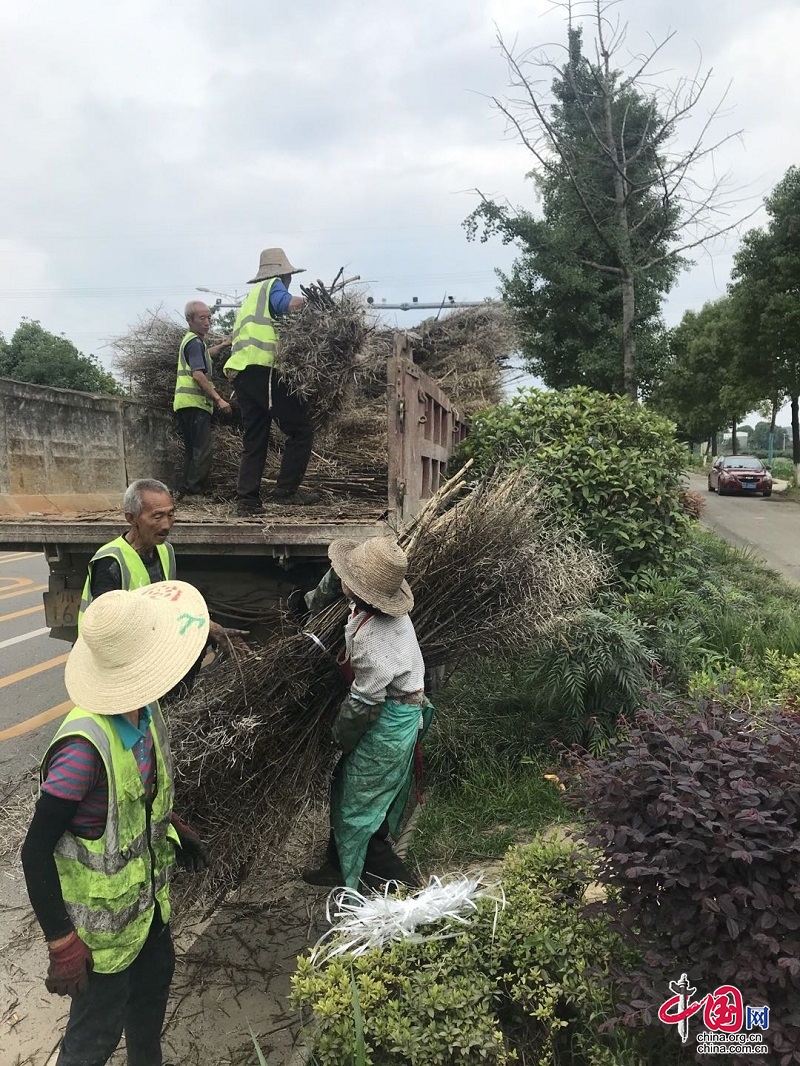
[
  {"x1": 65, "y1": 581, "x2": 210, "y2": 716},
  {"x1": 248, "y1": 247, "x2": 305, "y2": 284},
  {"x1": 328, "y1": 536, "x2": 414, "y2": 617}
]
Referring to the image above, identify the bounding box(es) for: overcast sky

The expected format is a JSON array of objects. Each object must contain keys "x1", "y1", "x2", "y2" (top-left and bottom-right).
[{"x1": 1, "y1": 0, "x2": 798, "y2": 396}]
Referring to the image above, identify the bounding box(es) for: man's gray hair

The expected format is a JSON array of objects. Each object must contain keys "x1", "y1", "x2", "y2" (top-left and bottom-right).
[
  {"x1": 184, "y1": 300, "x2": 209, "y2": 323},
  {"x1": 124, "y1": 479, "x2": 172, "y2": 516}
]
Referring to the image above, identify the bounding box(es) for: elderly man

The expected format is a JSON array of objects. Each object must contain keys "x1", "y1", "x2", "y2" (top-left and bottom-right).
[
  {"x1": 78, "y1": 479, "x2": 241, "y2": 670},
  {"x1": 224, "y1": 248, "x2": 318, "y2": 514},
  {"x1": 21, "y1": 581, "x2": 211, "y2": 1066},
  {"x1": 173, "y1": 300, "x2": 232, "y2": 500}
]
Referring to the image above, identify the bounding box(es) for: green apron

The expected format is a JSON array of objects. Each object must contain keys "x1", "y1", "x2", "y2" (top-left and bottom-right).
[{"x1": 331, "y1": 698, "x2": 434, "y2": 888}]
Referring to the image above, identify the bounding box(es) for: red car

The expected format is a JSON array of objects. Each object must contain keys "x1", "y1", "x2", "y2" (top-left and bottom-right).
[{"x1": 708, "y1": 455, "x2": 773, "y2": 497}]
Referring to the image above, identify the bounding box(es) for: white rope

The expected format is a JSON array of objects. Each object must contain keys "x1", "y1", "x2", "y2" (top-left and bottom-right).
[{"x1": 310, "y1": 873, "x2": 505, "y2": 965}]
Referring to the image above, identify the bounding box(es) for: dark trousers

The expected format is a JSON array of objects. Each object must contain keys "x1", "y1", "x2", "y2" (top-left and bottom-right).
[
  {"x1": 327, "y1": 758, "x2": 418, "y2": 888},
  {"x1": 234, "y1": 365, "x2": 313, "y2": 502},
  {"x1": 175, "y1": 407, "x2": 213, "y2": 494},
  {"x1": 56, "y1": 919, "x2": 175, "y2": 1066}
]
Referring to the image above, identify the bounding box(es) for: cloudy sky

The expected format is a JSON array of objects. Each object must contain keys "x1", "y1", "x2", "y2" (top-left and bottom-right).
[{"x1": 0, "y1": 0, "x2": 797, "y2": 388}]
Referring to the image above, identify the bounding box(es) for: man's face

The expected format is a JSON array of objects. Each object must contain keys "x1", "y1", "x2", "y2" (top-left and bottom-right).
[
  {"x1": 127, "y1": 491, "x2": 175, "y2": 549},
  {"x1": 189, "y1": 305, "x2": 212, "y2": 338}
]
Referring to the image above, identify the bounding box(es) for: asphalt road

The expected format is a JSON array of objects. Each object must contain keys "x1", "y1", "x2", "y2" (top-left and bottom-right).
[
  {"x1": 0, "y1": 551, "x2": 71, "y2": 782},
  {"x1": 688, "y1": 471, "x2": 800, "y2": 585}
]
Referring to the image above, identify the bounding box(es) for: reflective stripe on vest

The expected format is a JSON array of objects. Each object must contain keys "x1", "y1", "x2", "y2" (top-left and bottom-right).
[
  {"x1": 42, "y1": 705, "x2": 177, "y2": 974},
  {"x1": 223, "y1": 277, "x2": 279, "y2": 376},
  {"x1": 78, "y1": 537, "x2": 176, "y2": 630},
  {"x1": 173, "y1": 331, "x2": 214, "y2": 413}
]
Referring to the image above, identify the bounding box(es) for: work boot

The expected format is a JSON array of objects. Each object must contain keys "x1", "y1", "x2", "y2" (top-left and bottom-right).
[
  {"x1": 236, "y1": 501, "x2": 265, "y2": 516},
  {"x1": 301, "y1": 861, "x2": 344, "y2": 888},
  {"x1": 267, "y1": 488, "x2": 322, "y2": 506}
]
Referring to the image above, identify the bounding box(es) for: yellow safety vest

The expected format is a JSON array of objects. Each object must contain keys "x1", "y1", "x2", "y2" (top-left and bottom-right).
[
  {"x1": 223, "y1": 277, "x2": 279, "y2": 377},
  {"x1": 173, "y1": 331, "x2": 213, "y2": 413},
  {"x1": 78, "y1": 537, "x2": 176, "y2": 631},
  {"x1": 42, "y1": 704, "x2": 179, "y2": 974}
]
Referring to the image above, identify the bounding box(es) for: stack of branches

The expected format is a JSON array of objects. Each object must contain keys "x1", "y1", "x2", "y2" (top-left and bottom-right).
[
  {"x1": 168, "y1": 465, "x2": 607, "y2": 905},
  {"x1": 277, "y1": 271, "x2": 376, "y2": 432}
]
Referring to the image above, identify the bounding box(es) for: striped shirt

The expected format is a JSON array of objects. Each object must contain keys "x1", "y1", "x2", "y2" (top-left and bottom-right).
[{"x1": 42, "y1": 709, "x2": 155, "y2": 839}]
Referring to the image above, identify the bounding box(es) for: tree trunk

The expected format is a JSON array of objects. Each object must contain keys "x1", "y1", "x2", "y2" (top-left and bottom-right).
[
  {"x1": 792, "y1": 395, "x2": 800, "y2": 486},
  {"x1": 621, "y1": 271, "x2": 636, "y2": 402},
  {"x1": 710, "y1": 431, "x2": 718, "y2": 456},
  {"x1": 731, "y1": 418, "x2": 738, "y2": 455},
  {"x1": 770, "y1": 397, "x2": 778, "y2": 433}
]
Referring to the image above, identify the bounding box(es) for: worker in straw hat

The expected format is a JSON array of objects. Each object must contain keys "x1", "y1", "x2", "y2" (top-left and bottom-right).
[
  {"x1": 224, "y1": 247, "x2": 319, "y2": 515},
  {"x1": 302, "y1": 536, "x2": 434, "y2": 890},
  {"x1": 21, "y1": 581, "x2": 211, "y2": 1066}
]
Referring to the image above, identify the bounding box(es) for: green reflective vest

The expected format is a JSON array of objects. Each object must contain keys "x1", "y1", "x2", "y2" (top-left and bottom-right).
[
  {"x1": 223, "y1": 277, "x2": 279, "y2": 376},
  {"x1": 78, "y1": 536, "x2": 176, "y2": 631},
  {"x1": 42, "y1": 704, "x2": 179, "y2": 974},
  {"x1": 173, "y1": 331, "x2": 213, "y2": 413}
]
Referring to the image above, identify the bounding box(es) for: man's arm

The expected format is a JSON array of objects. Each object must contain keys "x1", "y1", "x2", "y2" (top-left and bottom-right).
[
  {"x1": 184, "y1": 337, "x2": 231, "y2": 413},
  {"x1": 191, "y1": 369, "x2": 231, "y2": 414},
  {"x1": 269, "y1": 279, "x2": 305, "y2": 318},
  {"x1": 90, "y1": 556, "x2": 123, "y2": 599}
]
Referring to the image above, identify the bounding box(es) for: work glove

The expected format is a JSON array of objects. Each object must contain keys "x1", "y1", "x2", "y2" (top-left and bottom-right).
[
  {"x1": 45, "y1": 931, "x2": 93, "y2": 997},
  {"x1": 171, "y1": 814, "x2": 211, "y2": 872}
]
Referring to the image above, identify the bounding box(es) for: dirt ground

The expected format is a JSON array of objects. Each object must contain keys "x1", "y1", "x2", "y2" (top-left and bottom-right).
[{"x1": 0, "y1": 808, "x2": 333, "y2": 1066}]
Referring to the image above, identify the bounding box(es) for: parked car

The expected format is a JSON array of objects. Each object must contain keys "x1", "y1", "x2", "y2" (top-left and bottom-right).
[{"x1": 708, "y1": 455, "x2": 773, "y2": 497}]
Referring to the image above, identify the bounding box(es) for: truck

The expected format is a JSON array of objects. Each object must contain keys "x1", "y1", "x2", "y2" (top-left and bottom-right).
[{"x1": 0, "y1": 340, "x2": 466, "y2": 641}]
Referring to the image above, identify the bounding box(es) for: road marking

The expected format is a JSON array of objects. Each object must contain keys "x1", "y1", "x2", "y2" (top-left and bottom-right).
[
  {"x1": 0, "y1": 552, "x2": 39, "y2": 565},
  {"x1": 0, "y1": 604, "x2": 43, "y2": 624},
  {"x1": 0, "y1": 583, "x2": 47, "y2": 602},
  {"x1": 0, "y1": 700, "x2": 71, "y2": 742},
  {"x1": 0, "y1": 626, "x2": 50, "y2": 651},
  {"x1": 0, "y1": 653, "x2": 69, "y2": 691}
]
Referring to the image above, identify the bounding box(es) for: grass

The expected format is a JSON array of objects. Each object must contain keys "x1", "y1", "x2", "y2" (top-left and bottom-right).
[{"x1": 409, "y1": 753, "x2": 569, "y2": 869}]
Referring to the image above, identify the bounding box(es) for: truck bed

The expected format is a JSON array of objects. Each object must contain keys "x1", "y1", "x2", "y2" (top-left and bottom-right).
[{"x1": 0, "y1": 494, "x2": 389, "y2": 557}]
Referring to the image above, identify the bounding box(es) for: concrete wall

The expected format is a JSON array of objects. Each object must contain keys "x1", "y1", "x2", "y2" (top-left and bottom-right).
[{"x1": 0, "y1": 378, "x2": 173, "y2": 497}]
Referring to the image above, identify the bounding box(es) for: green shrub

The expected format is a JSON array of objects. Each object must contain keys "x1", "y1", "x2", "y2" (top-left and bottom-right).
[
  {"x1": 458, "y1": 386, "x2": 690, "y2": 575},
  {"x1": 292, "y1": 839, "x2": 647, "y2": 1065}
]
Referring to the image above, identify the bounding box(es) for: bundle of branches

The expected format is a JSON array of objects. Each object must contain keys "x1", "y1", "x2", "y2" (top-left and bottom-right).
[
  {"x1": 368, "y1": 303, "x2": 519, "y2": 412},
  {"x1": 169, "y1": 466, "x2": 606, "y2": 904},
  {"x1": 276, "y1": 271, "x2": 375, "y2": 432}
]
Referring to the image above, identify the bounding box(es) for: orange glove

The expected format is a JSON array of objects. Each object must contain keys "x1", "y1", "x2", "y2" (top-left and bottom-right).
[{"x1": 46, "y1": 931, "x2": 93, "y2": 996}]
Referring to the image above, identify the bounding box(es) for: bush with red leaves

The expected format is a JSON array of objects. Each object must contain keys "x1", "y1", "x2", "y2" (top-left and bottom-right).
[{"x1": 565, "y1": 701, "x2": 800, "y2": 1063}]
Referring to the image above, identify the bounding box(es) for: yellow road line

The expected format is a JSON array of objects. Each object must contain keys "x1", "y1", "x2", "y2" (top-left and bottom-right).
[
  {"x1": 0, "y1": 582, "x2": 47, "y2": 602},
  {"x1": 0, "y1": 653, "x2": 69, "y2": 691},
  {"x1": 0, "y1": 604, "x2": 43, "y2": 624},
  {"x1": 0, "y1": 552, "x2": 39, "y2": 565},
  {"x1": 0, "y1": 700, "x2": 71, "y2": 742}
]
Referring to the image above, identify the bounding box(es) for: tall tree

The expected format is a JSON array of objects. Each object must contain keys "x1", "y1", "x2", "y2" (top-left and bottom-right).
[
  {"x1": 466, "y1": 0, "x2": 742, "y2": 401},
  {"x1": 0, "y1": 320, "x2": 122, "y2": 395},
  {"x1": 650, "y1": 299, "x2": 754, "y2": 451},
  {"x1": 730, "y1": 166, "x2": 800, "y2": 481}
]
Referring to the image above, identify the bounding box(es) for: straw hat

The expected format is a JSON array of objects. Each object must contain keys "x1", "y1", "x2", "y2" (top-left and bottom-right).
[
  {"x1": 328, "y1": 537, "x2": 414, "y2": 617},
  {"x1": 248, "y1": 247, "x2": 305, "y2": 284},
  {"x1": 65, "y1": 582, "x2": 210, "y2": 716}
]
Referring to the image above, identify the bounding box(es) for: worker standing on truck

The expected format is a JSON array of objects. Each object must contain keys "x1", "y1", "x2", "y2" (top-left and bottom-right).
[
  {"x1": 224, "y1": 247, "x2": 319, "y2": 515},
  {"x1": 78, "y1": 479, "x2": 244, "y2": 687},
  {"x1": 21, "y1": 581, "x2": 211, "y2": 1066},
  {"x1": 302, "y1": 536, "x2": 434, "y2": 890},
  {"x1": 173, "y1": 300, "x2": 232, "y2": 500}
]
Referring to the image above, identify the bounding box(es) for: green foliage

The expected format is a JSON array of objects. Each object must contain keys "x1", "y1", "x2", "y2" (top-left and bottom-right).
[
  {"x1": 460, "y1": 386, "x2": 690, "y2": 575},
  {"x1": 0, "y1": 319, "x2": 122, "y2": 395},
  {"x1": 650, "y1": 298, "x2": 754, "y2": 443},
  {"x1": 466, "y1": 26, "x2": 678, "y2": 397},
  {"x1": 292, "y1": 839, "x2": 646, "y2": 1066}
]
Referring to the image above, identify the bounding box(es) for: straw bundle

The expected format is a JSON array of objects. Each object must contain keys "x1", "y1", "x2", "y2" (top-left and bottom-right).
[{"x1": 168, "y1": 467, "x2": 606, "y2": 902}]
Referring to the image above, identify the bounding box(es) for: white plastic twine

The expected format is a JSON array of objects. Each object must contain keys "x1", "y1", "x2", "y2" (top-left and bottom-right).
[{"x1": 310, "y1": 874, "x2": 506, "y2": 965}]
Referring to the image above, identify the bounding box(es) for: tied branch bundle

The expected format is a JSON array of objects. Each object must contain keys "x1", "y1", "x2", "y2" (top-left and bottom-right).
[{"x1": 168, "y1": 466, "x2": 606, "y2": 902}]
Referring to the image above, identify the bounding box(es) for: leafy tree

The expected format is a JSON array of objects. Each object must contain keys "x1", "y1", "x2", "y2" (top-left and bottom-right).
[
  {"x1": 0, "y1": 320, "x2": 122, "y2": 395},
  {"x1": 650, "y1": 299, "x2": 754, "y2": 451},
  {"x1": 730, "y1": 166, "x2": 800, "y2": 479},
  {"x1": 466, "y1": 1, "x2": 742, "y2": 401}
]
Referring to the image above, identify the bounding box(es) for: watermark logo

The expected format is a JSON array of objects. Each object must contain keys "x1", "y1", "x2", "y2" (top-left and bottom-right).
[{"x1": 658, "y1": 973, "x2": 769, "y2": 1055}]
